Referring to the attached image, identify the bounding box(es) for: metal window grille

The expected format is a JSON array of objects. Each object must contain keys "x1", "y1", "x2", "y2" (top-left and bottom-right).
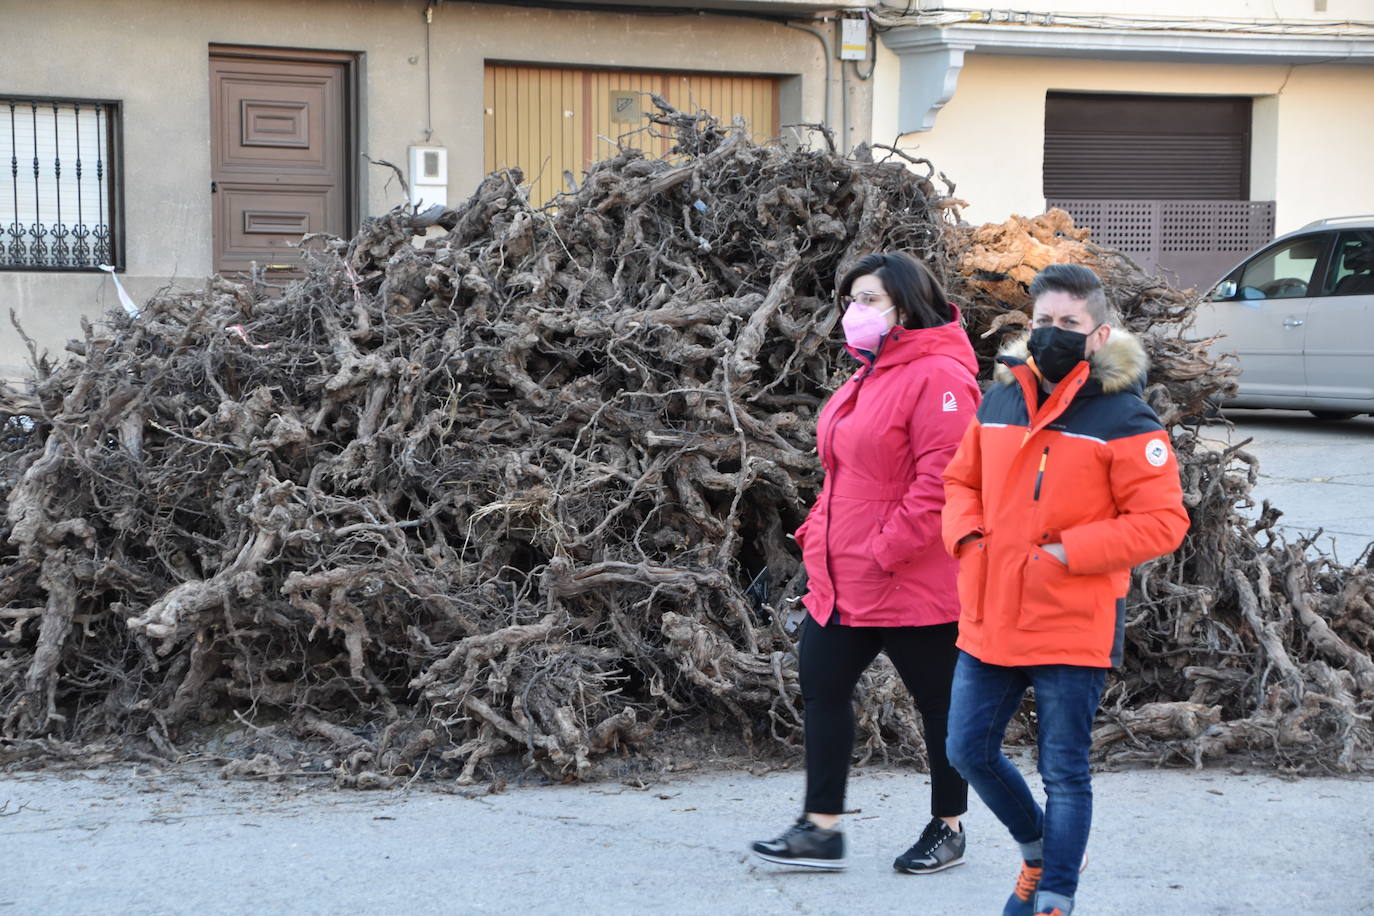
[{"x1": 1, "y1": 96, "x2": 123, "y2": 271}]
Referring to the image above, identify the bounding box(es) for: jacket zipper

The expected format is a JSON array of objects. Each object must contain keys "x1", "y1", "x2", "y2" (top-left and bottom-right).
[
  {"x1": 822, "y1": 345, "x2": 884, "y2": 622},
  {"x1": 822, "y1": 382, "x2": 855, "y2": 622},
  {"x1": 1032, "y1": 447, "x2": 1049, "y2": 500}
]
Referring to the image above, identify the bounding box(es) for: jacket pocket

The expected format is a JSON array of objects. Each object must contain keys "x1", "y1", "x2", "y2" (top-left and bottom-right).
[
  {"x1": 1019, "y1": 548, "x2": 1114, "y2": 632},
  {"x1": 956, "y1": 537, "x2": 988, "y2": 623},
  {"x1": 821, "y1": 495, "x2": 896, "y2": 616},
  {"x1": 859, "y1": 523, "x2": 899, "y2": 599}
]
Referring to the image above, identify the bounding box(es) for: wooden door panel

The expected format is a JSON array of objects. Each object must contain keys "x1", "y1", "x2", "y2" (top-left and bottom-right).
[
  {"x1": 215, "y1": 185, "x2": 333, "y2": 267},
  {"x1": 214, "y1": 72, "x2": 337, "y2": 173},
  {"x1": 241, "y1": 99, "x2": 310, "y2": 149},
  {"x1": 211, "y1": 55, "x2": 347, "y2": 274}
]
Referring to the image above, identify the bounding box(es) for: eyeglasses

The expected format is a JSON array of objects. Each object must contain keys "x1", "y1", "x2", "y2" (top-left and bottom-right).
[{"x1": 841, "y1": 292, "x2": 889, "y2": 308}]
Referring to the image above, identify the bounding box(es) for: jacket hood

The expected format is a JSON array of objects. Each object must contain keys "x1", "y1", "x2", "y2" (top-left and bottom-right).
[
  {"x1": 847, "y1": 304, "x2": 980, "y2": 377},
  {"x1": 993, "y1": 326, "x2": 1149, "y2": 393}
]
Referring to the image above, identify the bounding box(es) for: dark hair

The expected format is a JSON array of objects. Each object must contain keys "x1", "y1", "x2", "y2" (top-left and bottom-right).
[
  {"x1": 1028, "y1": 263, "x2": 1112, "y2": 326},
  {"x1": 837, "y1": 252, "x2": 952, "y2": 330}
]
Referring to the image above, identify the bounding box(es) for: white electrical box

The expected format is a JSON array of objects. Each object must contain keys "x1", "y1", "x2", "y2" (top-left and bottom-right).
[
  {"x1": 840, "y1": 18, "x2": 867, "y2": 61},
  {"x1": 408, "y1": 145, "x2": 448, "y2": 208}
]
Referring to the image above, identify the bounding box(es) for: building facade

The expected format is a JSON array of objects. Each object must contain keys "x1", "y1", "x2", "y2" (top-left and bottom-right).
[
  {"x1": 0, "y1": 0, "x2": 868, "y2": 379},
  {"x1": 871, "y1": 1, "x2": 1374, "y2": 288},
  {"x1": 4, "y1": 0, "x2": 1373, "y2": 376}
]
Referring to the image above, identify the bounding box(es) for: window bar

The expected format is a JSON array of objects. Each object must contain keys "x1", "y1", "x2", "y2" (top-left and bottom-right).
[
  {"x1": 1, "y1": 97, "x2": 118, "y2": 270},
  {"x1": 29, "y1": 101, "x2": 47, "y2": 267},
  {"x1": 73, "y1": 103, "x2": 88, "y2": 267},
  {"x1": 95, "y1": 104, "x2": 109, "y2": 265},
  {"x1": 52, "y1": 102, "x2": 70, "y2": 267},
  {"x1": 6, "y1": 100, "x2": 23, "y2": 266}
]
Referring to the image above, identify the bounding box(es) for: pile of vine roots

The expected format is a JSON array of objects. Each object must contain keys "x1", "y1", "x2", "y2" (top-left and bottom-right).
[{"x1": 1, "y1": 110, "x2": 1370, "y2": 787}]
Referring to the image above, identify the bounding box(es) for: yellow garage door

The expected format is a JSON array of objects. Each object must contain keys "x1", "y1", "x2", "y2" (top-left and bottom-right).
[{"x1": 484, "y1": 63, "x2": 780, "y2": 206}]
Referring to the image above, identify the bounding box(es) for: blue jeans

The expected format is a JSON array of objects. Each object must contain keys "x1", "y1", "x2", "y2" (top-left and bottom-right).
[{"x1": 945, "y1": 651, "x2": 1107, "y2": 901}]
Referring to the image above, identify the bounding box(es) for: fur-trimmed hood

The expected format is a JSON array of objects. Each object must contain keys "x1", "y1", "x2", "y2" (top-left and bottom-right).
[{"x1": 992, "y1": 327, "x2": 1149, "y2": 394}]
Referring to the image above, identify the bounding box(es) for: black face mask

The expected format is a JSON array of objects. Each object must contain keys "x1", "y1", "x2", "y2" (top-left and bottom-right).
[{"x1": 1027, "y1": 325, "x2": 1095, "y2": 383}]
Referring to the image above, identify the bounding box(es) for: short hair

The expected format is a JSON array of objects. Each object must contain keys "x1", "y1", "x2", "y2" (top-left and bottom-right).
[
  {"x1": 1029, "y1": 263, "x2": 1112, "y2": 326},
  {"x1": 837, "y1": 252, "x2": 952, "y2": 330}
]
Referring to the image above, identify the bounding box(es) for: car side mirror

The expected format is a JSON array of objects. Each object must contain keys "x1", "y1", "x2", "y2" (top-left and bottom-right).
[{"x1": 1211, "y1": 280, "x2": 1237, "y2": 301}]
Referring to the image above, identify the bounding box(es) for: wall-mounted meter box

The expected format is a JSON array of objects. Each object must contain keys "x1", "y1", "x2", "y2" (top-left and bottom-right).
[
  {"x1": 408, "y1": 145, "x2": 448, "y2": 208},
  {"x1": 839, "y1": 18, "x2": 867, "y2": 61}
]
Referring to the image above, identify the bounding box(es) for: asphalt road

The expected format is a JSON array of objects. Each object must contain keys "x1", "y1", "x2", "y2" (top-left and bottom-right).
[
  {"x1": 1, "y1": 763, "x2": 1371, "y2": 916},
  {"x1": 1203, "y1": 407, "x2": 1374, "y2": 562}
]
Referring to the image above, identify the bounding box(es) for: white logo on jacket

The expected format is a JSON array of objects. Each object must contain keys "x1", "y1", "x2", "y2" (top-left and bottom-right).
[
  {"x1": 942, "y1": 391, "x2": 958, "y2": 412},
  {"x1": 1145, "y1": 438, "x2": 1169, "y2": 467}
]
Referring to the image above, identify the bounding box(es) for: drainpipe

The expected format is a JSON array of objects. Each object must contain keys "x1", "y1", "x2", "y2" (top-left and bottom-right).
[
  {"x1": 786, "y1": 20, "x2": 835, "y2": 148},
  {"x1": 839, "y1": 37, "x2": 850, "y2": 153},
  {"x1": 424, "y1": 0, "x2": 435, "y2": 143}
]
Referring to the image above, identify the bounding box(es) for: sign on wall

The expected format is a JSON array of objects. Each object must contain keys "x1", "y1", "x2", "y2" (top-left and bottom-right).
[{"x1": 609, "y1": 91, "x2": 641, "y2": 124}]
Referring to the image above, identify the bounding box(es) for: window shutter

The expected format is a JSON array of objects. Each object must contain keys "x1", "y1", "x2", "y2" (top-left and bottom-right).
[{"x1": 1043, "y1": 93, "x2": 1251, "y2": 200}]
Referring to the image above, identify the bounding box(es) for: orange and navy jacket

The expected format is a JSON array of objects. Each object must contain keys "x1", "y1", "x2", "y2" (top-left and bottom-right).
[{"x1": 941, "y1": 329, "x2": 1190, "y2": 668}]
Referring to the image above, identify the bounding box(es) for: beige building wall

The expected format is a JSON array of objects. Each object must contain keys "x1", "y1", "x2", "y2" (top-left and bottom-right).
[
  {"x1": 894, "y1": 1, "x2": 1374, "y2": 20},
  {"x1": 0, "y1": 0, "x2": 854, "y2": 380},
  {"x1": 872, "y1": 50, "x2": 1374, "y2": 235}
]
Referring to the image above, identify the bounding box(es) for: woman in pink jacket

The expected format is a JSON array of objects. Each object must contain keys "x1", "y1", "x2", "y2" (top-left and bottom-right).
[{"x1": 752, "y1": 252, "x2": 981, "y2": 874}]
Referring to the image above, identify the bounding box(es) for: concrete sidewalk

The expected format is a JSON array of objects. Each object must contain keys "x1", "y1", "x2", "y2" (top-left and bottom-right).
[{"x1": 2, "y1": 763, "x2": 1370, "y2": 915}]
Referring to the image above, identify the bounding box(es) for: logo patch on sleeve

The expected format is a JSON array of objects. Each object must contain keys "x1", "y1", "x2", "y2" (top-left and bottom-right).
[
  {"x1": 942, "y1": 391, "x2": 958, "y2": 412},
  {"x1": 1145, "y1": 438, "x2": 1169, "y2": 467}
]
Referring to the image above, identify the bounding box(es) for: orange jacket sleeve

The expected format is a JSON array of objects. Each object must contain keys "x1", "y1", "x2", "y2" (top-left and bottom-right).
[
  {"x1": 1059, "y1": 430, "x2": 1190, "y2": 575},
  {"x1": 940, "y1": 415, "x2": 986, "y2": 558}
]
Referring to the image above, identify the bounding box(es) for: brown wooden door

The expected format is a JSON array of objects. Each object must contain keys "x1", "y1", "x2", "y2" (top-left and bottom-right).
[{"x1": 210, "y1": 54, "x2": 348, "y2": 275}]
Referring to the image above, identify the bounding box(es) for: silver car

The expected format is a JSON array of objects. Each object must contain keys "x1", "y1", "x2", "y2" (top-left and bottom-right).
[{"x1": 1194, "y1": 215, "x2": 1374, "y2": 419}]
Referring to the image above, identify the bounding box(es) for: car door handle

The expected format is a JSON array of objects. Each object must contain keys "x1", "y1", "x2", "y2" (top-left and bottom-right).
[{"x1": 1283, "y1": 318, "x2": 1304, "y2": 327}]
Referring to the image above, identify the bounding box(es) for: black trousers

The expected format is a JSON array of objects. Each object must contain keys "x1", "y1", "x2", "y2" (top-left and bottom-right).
[{"x1": 799, "y1": 615, "x2": 968, "y2": 818}]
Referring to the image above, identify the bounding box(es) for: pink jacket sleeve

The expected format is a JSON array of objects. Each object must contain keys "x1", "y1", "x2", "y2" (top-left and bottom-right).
[
  {"x1": 872, "y1": 365, "x2": 980, "y2": 572},
  {"x1": 794, "y1": 497, "x2": 820, "y2": 551}
]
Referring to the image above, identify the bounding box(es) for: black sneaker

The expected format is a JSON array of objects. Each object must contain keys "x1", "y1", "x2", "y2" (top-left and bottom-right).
[
  {"x1": 893, "y1": 818, "x2": 966, "y2": 874},
  {"x1": 751, "y1": 817, "x2": 846, "y2": 870}
]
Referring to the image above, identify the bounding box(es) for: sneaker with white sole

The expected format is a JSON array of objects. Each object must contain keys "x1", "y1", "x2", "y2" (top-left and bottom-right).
[
  {"x1": 893, "y1": 818, "x2": 966, "y2": 874},
  {"x1": 751, "y1": 818, "x2": 846, "y2": 870}
]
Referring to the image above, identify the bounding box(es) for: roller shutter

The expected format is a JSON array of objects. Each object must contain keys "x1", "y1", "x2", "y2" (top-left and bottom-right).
[
  {"x1": 1044, "y1": 93, "x2": 1251, "y2": 200},
  {"x1": 485, "y1": 64, "x2": 780, "y2": 206}
]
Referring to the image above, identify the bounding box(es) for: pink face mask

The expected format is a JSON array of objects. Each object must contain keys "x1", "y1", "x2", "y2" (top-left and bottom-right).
[{"x1": 841, "y1": 301, "x2": 895, "y2": 351}]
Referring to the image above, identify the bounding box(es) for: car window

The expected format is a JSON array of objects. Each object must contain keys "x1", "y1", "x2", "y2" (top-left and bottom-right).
[
  {"x1": 1323, "y1": 230, "x2": 1374, "y2": 296},
  {"x1": 1233, "y1": 234, "x2": 1326, "y2": 300}
]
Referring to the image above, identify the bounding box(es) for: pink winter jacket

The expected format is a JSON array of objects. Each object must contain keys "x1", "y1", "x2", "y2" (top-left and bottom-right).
[{"x1": 797, "y1": 308, "x2": 981, "y2": 627}]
